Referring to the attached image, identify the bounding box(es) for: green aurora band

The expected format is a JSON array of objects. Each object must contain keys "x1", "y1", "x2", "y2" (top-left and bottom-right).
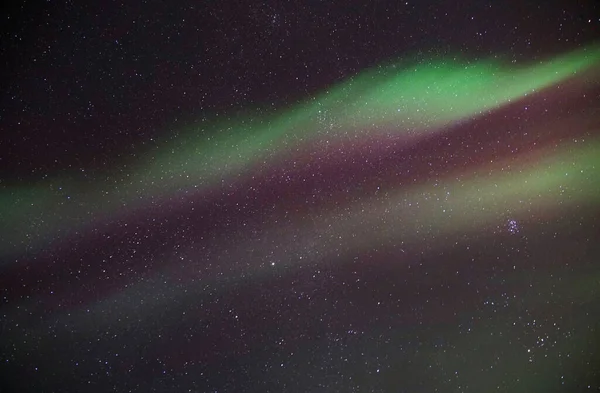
[{"x1": 1, "y1": 44, "x2": 599, "y2": 259}]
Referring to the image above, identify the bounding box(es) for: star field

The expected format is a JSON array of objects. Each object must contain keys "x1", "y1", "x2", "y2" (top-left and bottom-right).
[{"x1": 1, "y1": 1, "x2": 600, "y2": 392}]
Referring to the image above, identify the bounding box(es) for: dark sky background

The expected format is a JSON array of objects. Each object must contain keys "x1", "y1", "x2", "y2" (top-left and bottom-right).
[{"x1": 1, "y1": 1, "x2": 600, "y2": 392}]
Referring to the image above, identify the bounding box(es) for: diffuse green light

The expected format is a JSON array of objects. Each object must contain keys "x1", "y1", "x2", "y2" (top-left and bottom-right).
[
  {"x1": 0, "y1": 45, "x2": 598, "y2": 258},
  {"x1": 135, "y1": 44, "x2": 600, "y2": 195}
]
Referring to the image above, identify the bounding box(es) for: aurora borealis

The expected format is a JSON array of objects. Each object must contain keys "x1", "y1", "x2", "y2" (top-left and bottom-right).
[
  {"x1": 1, "y1": 1, "x2": 600, "y2": 392},
  {"x1": 2, "y1": 45, "x2": 599, "y2": 258}
]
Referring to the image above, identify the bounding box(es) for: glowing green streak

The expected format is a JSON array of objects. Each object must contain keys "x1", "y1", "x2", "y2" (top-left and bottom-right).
[
  {"x1": 0, "y1": 45, "x2": 599, "y2": 258},
  {"x1": 319, "y1": 137, "x2": 600, "y2": 259},
  {"x1": 140, "y1": 44, "x2": 600, "y2": 194}
]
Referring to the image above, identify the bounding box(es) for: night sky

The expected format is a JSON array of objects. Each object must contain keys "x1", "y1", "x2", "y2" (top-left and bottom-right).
[{"x1": 1, "y1": 1, "x2": 600, "y2": 392}]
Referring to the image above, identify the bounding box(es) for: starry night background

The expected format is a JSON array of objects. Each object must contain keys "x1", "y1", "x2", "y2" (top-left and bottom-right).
[{"x1": 1, "y1": 1, "x2": 600, "y2": 392}]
